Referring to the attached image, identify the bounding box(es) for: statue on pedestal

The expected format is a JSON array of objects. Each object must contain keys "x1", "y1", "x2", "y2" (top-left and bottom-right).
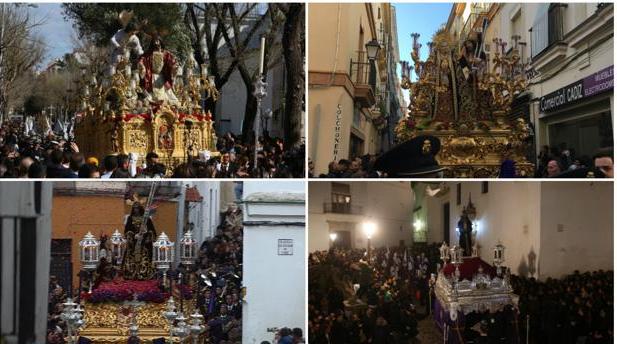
[
  {"x1": 457, "y1": 209, "x2": 473, "y2": 257},
  {"x1": 122, "y1": 201, "x2": 157, "y2": 280}
]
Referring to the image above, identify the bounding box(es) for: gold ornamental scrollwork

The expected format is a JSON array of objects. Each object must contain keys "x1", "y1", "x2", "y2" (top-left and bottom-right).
[{"x1": 79, "y1": 301, "x2": 196, "y2": 342}]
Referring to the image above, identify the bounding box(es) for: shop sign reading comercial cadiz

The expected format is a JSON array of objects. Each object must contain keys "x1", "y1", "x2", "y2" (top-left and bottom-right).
[{"x1": 539, "y1": 65, "x2": 614, "y2": 113}]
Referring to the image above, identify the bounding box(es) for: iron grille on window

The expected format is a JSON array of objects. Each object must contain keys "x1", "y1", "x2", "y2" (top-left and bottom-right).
[
  {"x1": 531, "y1": 3, "x2": 566, "y2": 57},
  {"x1": 350, "y1": 50, "x2": 376, "y2": 93}
]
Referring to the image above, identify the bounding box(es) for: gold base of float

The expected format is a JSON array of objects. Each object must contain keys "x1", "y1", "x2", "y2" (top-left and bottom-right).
[
  {"x1": 79, "y1": 300, "x2": 197, "y2": 343},
  {"x1": 75, "y1": 104, "x2": 218, "y2": 171},
  {"x1": 396, "y1": 117, "x2": 535, "y2": 178}
]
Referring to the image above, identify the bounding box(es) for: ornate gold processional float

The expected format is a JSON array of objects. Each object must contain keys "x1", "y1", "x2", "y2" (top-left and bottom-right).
[
  {"x1": 396, "y1": 29, "x2": 535, "y2": 177},
  {"x1": 74, "y1": 21, "x2": 219, "y2": 171},
  {"x1": 64, "y1": 185, "x2": 207, "y2": 343}
]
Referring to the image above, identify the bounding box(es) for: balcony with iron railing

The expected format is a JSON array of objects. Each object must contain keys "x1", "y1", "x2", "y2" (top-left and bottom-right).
[
  {"x1": 530, "y1": 4, "x2": 567, "y2": 71},
  {"x1": 350, "y1": 50, "x2": 376, "y2": 108},
  {"x1": 323, "y1": 202, "x2": 364, "y2": 215},
  {"x1": 459, "y1": 4, "x2": 491, "y2": 43}
]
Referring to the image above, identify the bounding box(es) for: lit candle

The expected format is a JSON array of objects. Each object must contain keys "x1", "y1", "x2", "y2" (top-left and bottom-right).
[{"x1": 259, "y1": 36, "x2": 265, "y2": 75}]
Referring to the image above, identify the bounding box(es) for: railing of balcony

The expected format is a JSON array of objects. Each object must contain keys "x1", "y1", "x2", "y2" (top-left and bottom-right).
[
  {"x1": 323, "y1": 202, "x2": 364, "y2": 215},
  {"x1": 531, "y1": 4, "x2": 565, "y2": 58},
  {"x1": 350, "y1": 51, "x2": 376, "y2": 92},
  {"x1": 459, "y1": 4, "x2": 491, "y2": 44}
]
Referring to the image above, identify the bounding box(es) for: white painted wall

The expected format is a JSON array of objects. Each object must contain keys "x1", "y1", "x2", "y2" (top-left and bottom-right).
[
  {"x1": 215, "y1": 56, "x2": 286, "y2": 138},
  {"x1": 308, "y1": 182, "x2": 413, "y2": 252},
  {"x1": 424, "y1": 181, "x2": 613, "y2": 280},
  {"x1": 241, "y1": 181, "x2": 305, "y2": 343},
  {"x1": 188, "y1": 181, "x2": 221, "y2": 243},
  {"x1": 425, "y1": 182, "x2": 542, "y2": 277},
  {"x1": 538, "y1": 182, "x2": 613, "y2": 278},
  {"x1": 496, "y1": 3, "x2": 614, "y2": 156}
]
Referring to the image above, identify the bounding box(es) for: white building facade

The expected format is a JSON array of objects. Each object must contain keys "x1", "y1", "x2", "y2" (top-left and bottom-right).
[
  {"x1": 241, "y1": 181, "x2": 305, "y2": 343},
  {"x1": 308, "y1": 181, "x2": 413, "y2": 252},
  {"x1": 496, "y1": 3, "x2": 613, "y2": 159},
  {"x1": 420, "y1": 181, "x2": 613, "y2": 280}
]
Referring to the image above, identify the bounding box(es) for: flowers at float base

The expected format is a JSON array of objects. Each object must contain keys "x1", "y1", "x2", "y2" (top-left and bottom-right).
[{"x1": 81, "y1": 279, "x2": 191, "y2": 303}]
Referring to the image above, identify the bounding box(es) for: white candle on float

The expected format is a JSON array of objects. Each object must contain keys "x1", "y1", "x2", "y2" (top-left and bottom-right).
[{"x1": 259, "y1": 36, "x2": 265, "y2": 75}]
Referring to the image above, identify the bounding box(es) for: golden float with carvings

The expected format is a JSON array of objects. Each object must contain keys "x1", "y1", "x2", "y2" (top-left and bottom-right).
[
  {"x1": 80, "y1": 301, "x2": 189, "y2": 343},
  {"x1": 74, "y1": 35, "x2": 220, "y2": 172},
  {"x1": 396, "y1": 29, "x2": 534, "y2": 177}
]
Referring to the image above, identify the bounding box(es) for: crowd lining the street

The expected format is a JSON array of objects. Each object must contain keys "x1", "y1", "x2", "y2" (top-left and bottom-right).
[
  {"x1": 0, "y1": 118, "x2": 304, "y2": 178},
  {"x1": 308, "y1": 245, "x2": 613, "y2": 343}
]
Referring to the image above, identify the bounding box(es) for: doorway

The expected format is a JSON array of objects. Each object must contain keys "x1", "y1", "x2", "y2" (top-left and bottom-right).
[{"x1": 332, "y1": 230, "x2": 352, "y2": 249}]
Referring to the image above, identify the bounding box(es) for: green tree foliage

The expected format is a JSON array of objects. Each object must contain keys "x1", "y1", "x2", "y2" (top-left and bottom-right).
[
  {"x1": 62, "y1": 3, "x2": 192, "y2": 61},
  {"x1": 23, "y1": 94, "x2": 46, "y2": 115}
]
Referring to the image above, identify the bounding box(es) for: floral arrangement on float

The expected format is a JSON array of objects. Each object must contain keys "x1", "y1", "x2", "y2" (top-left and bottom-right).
[{"x1": 81, "y1": 279, "x2": 192, "y2": 304}]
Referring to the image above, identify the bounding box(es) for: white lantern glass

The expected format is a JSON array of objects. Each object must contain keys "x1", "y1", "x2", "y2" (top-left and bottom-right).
[
  {"x1": 493, "y1": 242, "x2": 505, "y2": 266},
  {"x1": 450, "y1": 245, "x2": 463, "y2": 265},
  {"x1": 180, "y1": 230, "x2": 198, "y2": 266},
  {"x1": 153, "y1": 232, "x2": 175, "y2": 270},
  {"x1": 79, "y1": 232, "x2": 100, "y2": 270},
  {"x1": 439, "y1": 242, "x2": 450, "y2": 263},
  {"x1": 110, "y1": 229, "x2": 126, "y2": 262}
]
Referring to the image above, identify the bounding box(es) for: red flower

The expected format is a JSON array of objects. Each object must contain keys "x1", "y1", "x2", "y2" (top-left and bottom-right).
[{"x1": 406, "y1": 118, "x2": 416, "y2": 129}]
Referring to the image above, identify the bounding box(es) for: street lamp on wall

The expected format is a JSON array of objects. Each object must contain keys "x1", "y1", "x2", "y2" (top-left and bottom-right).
[
  {"x1": 413, "y1": 219, "x2": 424, "y2": 231},
  {"x1": 365, "y1": 39, "x2": 381, "y2": 61},
  {"x1": 362, "y1": 221, "x2": 377, "y2": 263},
  {"x1": 329, "y1": 232, "x2": 338, "y2": 242}
]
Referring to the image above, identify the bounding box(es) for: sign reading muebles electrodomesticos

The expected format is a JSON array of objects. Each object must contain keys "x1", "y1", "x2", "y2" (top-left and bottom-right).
[{"x1": 540, "y1": 65, "x2": 613, "y2": 112}]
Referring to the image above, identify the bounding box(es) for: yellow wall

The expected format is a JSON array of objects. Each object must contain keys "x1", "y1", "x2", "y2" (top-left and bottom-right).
[
  {"x1": 51, "y1": 195, "x2": 179, "y2": 291},
  {"x1": 309, "y1": 88, "x2": 355, "y2": 174},
  {"x1": 308, "y1": 3, "x2": 381, "y2": 73},
  {"x1": 309, "y1": 3, "x2": 389, "y2": 175}
]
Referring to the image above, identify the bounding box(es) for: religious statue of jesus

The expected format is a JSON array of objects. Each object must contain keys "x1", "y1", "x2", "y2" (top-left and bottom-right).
[
  {"x1": 458, "y1": 210, "x2": 473, "y2": 257},
  {"x1": 122, "y1": 202, "x2": 157, "y2": 280},
  {"x1": 138, "y1": 36, "x2": 179, "y2": 105}
]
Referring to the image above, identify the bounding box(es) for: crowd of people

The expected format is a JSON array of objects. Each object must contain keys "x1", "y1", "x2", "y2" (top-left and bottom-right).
[
  {"x1": 308, "y1": 244, "x2": 441, "y2": 343},
  {"x1": 46, "y1": 276, "x2": 70, "y2": 344},
  {"x1": 193, "y1": 203, "x2": 244, "y2": 343},
  {"x1": 535, "y1": 145, "x2": 614, "y2": 178},
  {"x1": 310, "y1": 147, "x2": 614, "y2": 179},
  {"x1": 0, "y1": 118, "x2": 304, "y2": 178},
  {"x1": 512, "y1": 270, "x2": 613, "y2": 344},
  {"x1": 310, "y1": 155, "x2": 381, "y2": 178},
  {"x1": 309, "y1": 244, "x2": 614, "y2": 344}
]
